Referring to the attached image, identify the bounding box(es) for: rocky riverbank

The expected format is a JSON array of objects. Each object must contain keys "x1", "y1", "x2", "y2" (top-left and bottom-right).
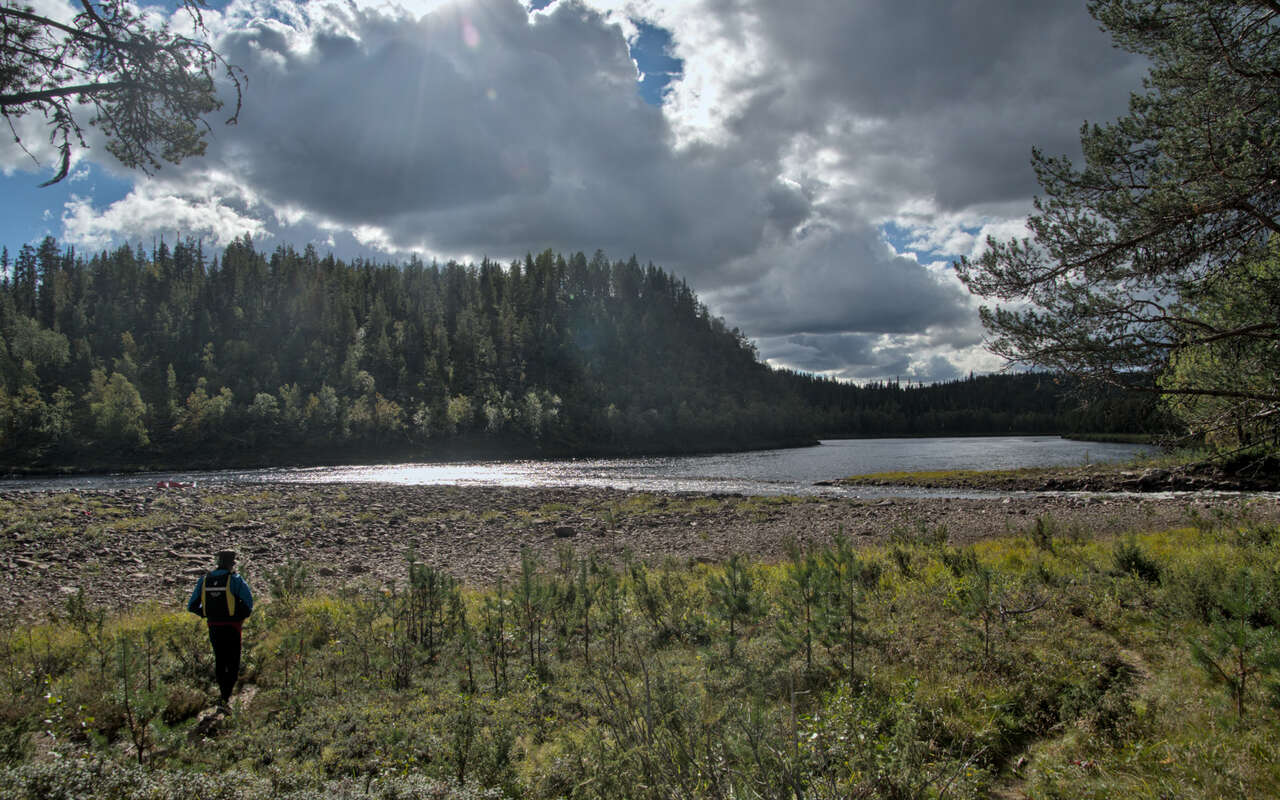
[{"x1": 4, "y1": 482, "x2": 1279, "y2": 621}]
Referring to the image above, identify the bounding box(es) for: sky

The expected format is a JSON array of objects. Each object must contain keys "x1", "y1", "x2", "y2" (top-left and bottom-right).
[{"x1": 0, "y1": 0, "x2": 1150, "y2": 383}]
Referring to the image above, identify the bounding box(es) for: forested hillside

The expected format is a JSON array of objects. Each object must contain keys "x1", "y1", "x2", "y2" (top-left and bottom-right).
[{"x1": 0, "y1": 236, "x2": 1162, "y2": 470}]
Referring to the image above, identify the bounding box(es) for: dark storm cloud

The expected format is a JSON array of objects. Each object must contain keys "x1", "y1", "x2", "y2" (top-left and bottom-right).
[
  {"x1": 219, "y1": 1, "x2": 598, "y2": 217},
  {"x1": 737, "y1": 0, "x2": 1147, "y2": 209},
  {"x1": 203, "y1": 0, "x2": 778, "y2": 272},
  {"x1": 704, "y1": 225, "x2": 971, "y2": 338},
  {"x1": 757, "y1": 333, "x2": 963, "y2": 384},
  {"x1": 756, "y1": 333, "x2": 881, "y2": 374}
]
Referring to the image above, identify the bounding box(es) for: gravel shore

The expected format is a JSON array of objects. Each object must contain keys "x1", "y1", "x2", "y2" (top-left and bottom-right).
[{"x1": 3, "y1": 483, "x2": 1278, "y2": 620}]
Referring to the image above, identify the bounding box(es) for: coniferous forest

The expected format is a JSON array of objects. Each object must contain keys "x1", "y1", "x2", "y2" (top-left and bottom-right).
[{"x1": 0, "y1": 236, "x2": 1164, "y2": 470}]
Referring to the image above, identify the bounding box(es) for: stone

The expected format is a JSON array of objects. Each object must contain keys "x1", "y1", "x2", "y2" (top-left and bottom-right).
[
  {"x1": 167, "y1": 550, "x2": 209, "y2": 561},
  {"x1": 1137, "y1": 469, "x2": 1171, "y2": 490},
  {"x1": 554, "y1": 526, "x2": 576, "y2": 538}
]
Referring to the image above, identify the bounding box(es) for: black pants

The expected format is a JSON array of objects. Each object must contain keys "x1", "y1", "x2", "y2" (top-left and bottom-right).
[{"x1": 207, "y1": 624, "x2": 242, "y2": 702}]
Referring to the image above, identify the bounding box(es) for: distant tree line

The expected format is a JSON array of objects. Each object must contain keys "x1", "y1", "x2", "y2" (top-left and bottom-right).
[
  {"x1": 0, "y1": 235, "x2": 1165, "y2": 470},
  {"x1": 788, "y1": 370, "x2": 1169, "y2": 440}
]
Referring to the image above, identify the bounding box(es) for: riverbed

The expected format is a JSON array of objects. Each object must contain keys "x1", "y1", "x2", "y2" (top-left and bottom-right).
[{"x1": 3, "y1": 481, "x2": 1274, "y2": 621}]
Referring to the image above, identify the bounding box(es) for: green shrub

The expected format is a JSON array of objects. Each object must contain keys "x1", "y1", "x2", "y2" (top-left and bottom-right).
[
  {"x1": 162, "y1": 685, "x2": 206, "y2": 724},
  {"x1": 1056, "y1": 653, "x2": 1140, "y2": 741},
  {"x1": 0, "y1": 697, "x2": 30, "y2": 765},
  {"x1": 1027, "y1": 514, "x2": 1058, "y2": 552},
  {"x1": 265, "y1": 560, "x2": 310, "y2": 607},
  {"x1": 1189, "y1": 569, "x2": 1279, "y2": 721},
  {"x1": 1112, "y1": 536, "x2": 1161, "y2": 584}
]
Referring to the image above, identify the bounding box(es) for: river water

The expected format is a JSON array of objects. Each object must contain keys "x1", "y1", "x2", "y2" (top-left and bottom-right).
[{"x1": 0, "y1": 436, "x2": 1158, "y2": 498}]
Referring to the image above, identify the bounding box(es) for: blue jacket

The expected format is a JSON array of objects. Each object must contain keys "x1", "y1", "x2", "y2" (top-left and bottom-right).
[{"x1": 188, "y1": 569, "x2": 254, "y2": 623}]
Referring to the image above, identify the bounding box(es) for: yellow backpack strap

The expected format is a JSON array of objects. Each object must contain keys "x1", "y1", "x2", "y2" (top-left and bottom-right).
[{"x1": 201, "y1": 572, "x2": 236, "y2": 619}]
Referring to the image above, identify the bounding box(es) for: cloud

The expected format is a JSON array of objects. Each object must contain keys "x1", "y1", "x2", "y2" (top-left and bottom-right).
[
  {"x1": 32, "y1": 0, "x2": 1150, "y2": 383},
  {"x1": 704, "y1": 224, "x2": 973, "y2": 339},
  {"x1": 0, "y1": 0, "x2": 103, "y2": 177},
  {"x1": 152, "y1": 0, "x2": 785, "y2": 276},
  {"x1": 715, "y1": 0, "x2": 1147, "y2": 213},
  {"x1": 757, "y1": 329, "x2": 1002, "y2": 385},
  {"x1": 61, "y1": 181, "x2": 268, "y2": 251},
  {"x1": 0, "y1": 113, "x2": 66, "y2": 177}
]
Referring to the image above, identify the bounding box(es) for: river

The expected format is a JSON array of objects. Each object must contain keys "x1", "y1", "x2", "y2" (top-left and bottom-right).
[{"x1": 0, "y1": 436, "x2": 1158, "y2": 497}]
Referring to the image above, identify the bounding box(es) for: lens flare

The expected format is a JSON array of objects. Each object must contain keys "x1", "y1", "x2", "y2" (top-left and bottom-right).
[{"x1": 461, "y1": 17, "x2": 480, "y2": 49}]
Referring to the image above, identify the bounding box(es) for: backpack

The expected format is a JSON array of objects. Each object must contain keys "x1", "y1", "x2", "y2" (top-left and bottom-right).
[{"x1": 201, "y1": 572, "x2": 238, "y2": 621}]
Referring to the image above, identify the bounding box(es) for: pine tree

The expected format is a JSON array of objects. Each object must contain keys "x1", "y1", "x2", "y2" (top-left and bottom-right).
[{"x1": 957, "y1": 1, "x2": 1280, "y2": 451}]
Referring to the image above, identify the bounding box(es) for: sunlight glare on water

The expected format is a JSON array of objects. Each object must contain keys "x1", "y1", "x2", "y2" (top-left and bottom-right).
[{"x1": 289, "y1": 463, "x2": 526, "y2": 485}]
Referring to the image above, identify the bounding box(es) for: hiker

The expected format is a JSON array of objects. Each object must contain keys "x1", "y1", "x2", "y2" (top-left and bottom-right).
[{"x1": 187, "y1": 549, "x2": 254, "y2": 707}]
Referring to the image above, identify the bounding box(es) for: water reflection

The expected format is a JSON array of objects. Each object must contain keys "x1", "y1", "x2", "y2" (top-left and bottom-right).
[{"x1": 0, "y1": 436, "x2": 1159, "y2": 497}]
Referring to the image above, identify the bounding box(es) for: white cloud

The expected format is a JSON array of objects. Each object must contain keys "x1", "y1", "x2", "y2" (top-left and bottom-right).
[
  {"x1": 579, "y1": 0, "x2": 770, "y2": 148},
  {"x1": 965, "y1": 218, "x2": 1035, "y2": 262},
  {"x1": 0, "y1": 114, "x2": 59, "y2": 175},
  {"x1": 61, "y1": 182, "x2": 268, "y2": 251}
]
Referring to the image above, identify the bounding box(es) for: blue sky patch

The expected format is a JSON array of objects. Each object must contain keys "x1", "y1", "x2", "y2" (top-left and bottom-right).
[
  {"x1": 0, "y1": 166, "x2": 132, "y2": 253},
  {"x1": 629, "y1": 20, "x2": 683, "y2": 106},
  {"x1": 880, "y1": 221, "x2": 972, "y2": 265}
]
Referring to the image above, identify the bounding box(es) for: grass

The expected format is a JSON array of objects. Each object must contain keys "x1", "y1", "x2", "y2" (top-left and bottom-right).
[
  {"x1": 842, "y1": 466, "x2": 1064, "y2": 485},
  {"x1": 2, "y1": 514, "x2": 1280, "y2": 798},
  {"x1": 839, "y1": 448, "x2": 1211, "y2": 489},
  {"x1": 1062, "y1": 433, "x2": 1162, "y2": 445}
]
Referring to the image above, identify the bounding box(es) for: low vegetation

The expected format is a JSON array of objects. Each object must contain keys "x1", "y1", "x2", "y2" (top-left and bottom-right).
[
  {"x1": 837, "y1": 447, "x2": 1280, "y2": 492},
  {"x1": 3, "y1": 510, "x2": 1280, "y2": 799}
]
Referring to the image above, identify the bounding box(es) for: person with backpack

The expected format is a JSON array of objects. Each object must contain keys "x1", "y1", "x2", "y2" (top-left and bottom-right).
[{"x1": 187, "y1": 549, "x2": 254, "y2": 708}]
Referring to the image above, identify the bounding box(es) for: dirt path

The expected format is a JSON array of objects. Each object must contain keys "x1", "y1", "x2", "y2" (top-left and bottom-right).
[{"x1": 2, "y1": 483, "x2": 1277, "y2": 620}]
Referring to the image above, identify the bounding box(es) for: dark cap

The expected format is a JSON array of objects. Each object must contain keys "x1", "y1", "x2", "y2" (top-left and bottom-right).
[{"x1": 216, "y1": 550, "x2": 237, "y2": 569}]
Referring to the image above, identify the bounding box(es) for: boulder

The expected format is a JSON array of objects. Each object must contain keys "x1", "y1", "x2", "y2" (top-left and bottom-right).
[{"x1": 1137, "y1": 469, "x2": 1170, "y2": 490}]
